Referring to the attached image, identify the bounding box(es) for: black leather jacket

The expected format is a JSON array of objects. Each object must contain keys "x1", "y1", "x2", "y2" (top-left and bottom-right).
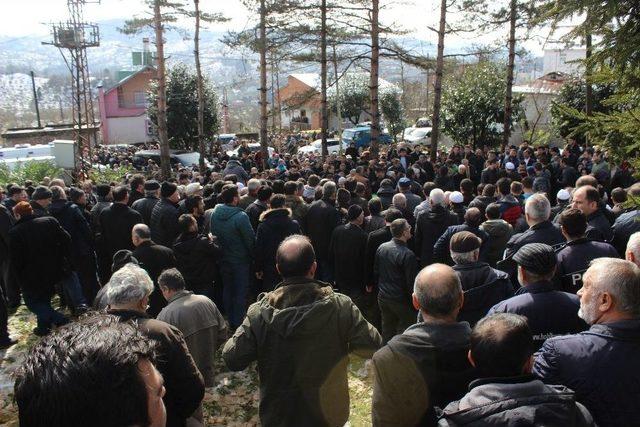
[{"x1": 374, "y1": 238, "x2": 419, "y2": 302}]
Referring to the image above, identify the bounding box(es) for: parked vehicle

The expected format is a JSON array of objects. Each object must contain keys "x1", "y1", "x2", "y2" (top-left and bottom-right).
[
  {"x1": 297, "y1": 138, "x2": 347, "y2": 155},
  {"x1": 341, "y1": 126, "x2": 392, "y2": 149},
  {"x1": 132, "y1": 149, "x2": 207, "y2": 168},
  {"x1": 402, "y1": 127, "x2": 432, "y2": 147},
  {"x1": 225, "y1": 143, "x2": 275, "y2": 158}
]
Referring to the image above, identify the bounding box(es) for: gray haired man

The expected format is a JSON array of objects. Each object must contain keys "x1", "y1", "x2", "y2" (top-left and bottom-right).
[{"x1": 106, "y1": 263, "x2": 204, "y2": 427}]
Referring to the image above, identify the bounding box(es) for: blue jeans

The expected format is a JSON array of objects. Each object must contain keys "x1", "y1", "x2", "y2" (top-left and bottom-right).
[
  {"x1": 61, "y1": 272, "x2": 87, "y2": 308},
  {"x1": 221, "y1": 263, "x2": 250, "y2": 329},
  {"x1": 23, "y1": 292, "x2": 67, "y2": 332}
]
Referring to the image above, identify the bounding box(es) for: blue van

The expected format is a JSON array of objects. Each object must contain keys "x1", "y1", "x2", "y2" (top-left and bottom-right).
[{"x1": 341, "y1": 126, "x2": 392, "y2": 149}]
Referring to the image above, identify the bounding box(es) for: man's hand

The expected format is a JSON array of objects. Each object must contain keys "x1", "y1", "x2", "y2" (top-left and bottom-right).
[{"x1": 255, "y1": 271, "x2": 264, "y2": 280}]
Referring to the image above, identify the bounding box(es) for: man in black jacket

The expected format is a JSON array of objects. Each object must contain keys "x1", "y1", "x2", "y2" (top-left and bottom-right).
[
  {"x1": 132, "y1": 180, "x2": 160, "y2": 225},
  {"x1": 49, "y1": 186, "x2": 97, "y2": 305},
  {"x1": 363, "y1": 209, "x2": 404, "y2": 331},
  {"x1": 305, "y1": 181, "x2": 342, "y2": 282},
  {"x1": 372, "y1": 263, "x2": 476, "y2": 426},
  {"x1": 132, "y1": 224, "x2": 177, "y2": 316},
  {"x1": 501, "y1": 194, "x2": 565, "y2": 286},
  {"x1": 450, "y1": 231, "x2": 513, "y2": 326},
  {"x1": 99, "y1": 185, "x2": 143, "y2": 282},
  {"x1": 433, "y1": 208, "x2": 489, "y2": 266},
  {"x1": 415, "y1": 188, "x2": 459, "y2": 267},
  {"x1": 555, "y1": 209, "x2": 619, "y2": 293},
  {"x1": 9, "y1": 202, "x2": 73, "y2": 335},
  {"x1": 490, "y1": 243, "x2": 586, "y2": 350},
  {"x1": 439, "y1": 313, "x2": 594, "y2": 426},
  {"x1": 150, "y1": 182, "x2": 181, "y2": 248},
  {"x1": 127, "y1": 174, "x2": 146, "y2": 207},
  {"x1": 572, "y1": 185, "x2": 613, "y2": 242},
  {"x1": 374, "y1": 218, "x2": 419, "y2": 343},
  {"x1": 329, "y1": 205, "x2": 367, "y2": 305},
  {"x1": 255, "y1": 194, "x2": 301, "y2": 292},
  {"x1": 245, "y1": 185, "x2": 272, "y2": 231},
  {"x1": 104, "y1": 263, "x2": 204, "y2": 427},
  {"x1": 173, "y1": 214, "x2": 222, "y2": 298}
]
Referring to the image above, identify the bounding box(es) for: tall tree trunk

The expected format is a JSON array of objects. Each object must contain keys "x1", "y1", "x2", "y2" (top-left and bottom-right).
[
  {"x1": 502, "y1": 0, "x2": 517, "y2": 151},
  {"x1": 154, "y1": 0, "x2": 171, "y2": 179},
  {"x1": 194, "y1": 0, "x2": 206, "y2": 171},
  {"x1": 430, "y1": 0, "x2": 446, "y2": 163},
  {"x1": 369, "y1": 0, "x2": 380, "y2": 158},
  {"x1": 332, "y1": 45, "x2": 343, "y2": 155},
  {"x1": 320, "y1": 0, "x2": 329, "y2": 158},
  {"x1": 259, "y1": 0, "x2": 269, "y2": 170}
]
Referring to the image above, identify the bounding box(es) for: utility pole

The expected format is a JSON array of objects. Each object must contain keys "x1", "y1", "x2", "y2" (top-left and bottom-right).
[
  {"x1": 430, "y1": 0, "x2": 446, "y2": 162},
  {"x1": 502, "y1": 0, "x2": 517, "y2": 151},
  {"x1": 45, "y1": 0, "x2": 100, "y2": 179},
  {"x1": 30, "y1": 71, "x2": 42, "y2": 128},
  {"x1": 194, "y1": 0, "x2": 206, "y2": 170}
]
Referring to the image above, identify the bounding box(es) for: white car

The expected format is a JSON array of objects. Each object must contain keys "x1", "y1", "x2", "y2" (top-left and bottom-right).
[
  {"x1": 402, "y1": 127, "x2": 432, "y2": 147},
  {"x1": 226, "y1": 143, "x2": 275, "y2": 158},
  {"x1": 297, "y1": 138, "x2": 347, "y2": 155}
]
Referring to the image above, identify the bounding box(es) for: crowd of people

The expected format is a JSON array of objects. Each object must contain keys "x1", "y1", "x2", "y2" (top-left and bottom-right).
[{"x1": 3, "y1": 137, "x2": 640, "y2": 427}]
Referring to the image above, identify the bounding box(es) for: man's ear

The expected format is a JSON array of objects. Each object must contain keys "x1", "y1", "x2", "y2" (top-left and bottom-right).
[
  {"x1": 309, "y1": 261, "x2": 317, "y2": 277},
  {"x1": 412, "y1": 293, "x2": 420, "y2": 311},
  {"x1": 467, "y1": 350, "x2": 476, "y2": 368},
  {"x1": 276, "y1": 263, "x2": 281, "y2": 276},
  {"x1": 523, "y1": 355, "x2": 534, "y2": 374}
]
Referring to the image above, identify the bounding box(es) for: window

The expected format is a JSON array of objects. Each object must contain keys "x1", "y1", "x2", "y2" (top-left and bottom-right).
[
  {"x1": 134, "y1": 91, "x2": 146, "y2": 107},
  {"x1": 117, "y1": 86, "x2": 125, "y2": 108}
]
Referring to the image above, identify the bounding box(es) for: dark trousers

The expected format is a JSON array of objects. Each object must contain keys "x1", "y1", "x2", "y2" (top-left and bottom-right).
[
  {"x1": 23, "y1": 291, "x2": 67, "y2": 332},
  {"x1": 0, "y1": 275, "x2": 9, "y2": 340},
  {"x1": 221, "y1": 263, "x2": 250, "y2": 329},
  {"x1": 378, "y1": 296, "x2": 417, "y2": 343},
  {"x1": 315, "y1": 258, "x2": 334, "y2": 283},
  {"x1": 75, "y1": 253, "x2": 100, "y2": 305}
]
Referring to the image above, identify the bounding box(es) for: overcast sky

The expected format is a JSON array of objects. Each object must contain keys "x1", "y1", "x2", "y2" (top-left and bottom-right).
[{"x1": 1, "y1": 0, "x2": 563, "y2": 55}]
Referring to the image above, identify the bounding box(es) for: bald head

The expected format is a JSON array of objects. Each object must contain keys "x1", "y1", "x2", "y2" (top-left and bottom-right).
[
  {"x1": 276, "y1": 235, "x2": 316, "y2": 278},
  {"x1": 392, "y1": 193, "x2": 406, "y2": 209},
  {"x1": 413, "y1": 264, "x2": 463, "y2": 321},
  {"x1": 131, "y1": 223, "x2": 151, "y2": 247}
]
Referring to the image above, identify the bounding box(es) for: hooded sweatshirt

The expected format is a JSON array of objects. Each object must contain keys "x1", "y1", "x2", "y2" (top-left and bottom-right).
[{"x1": 210, "y1": 203, "x2": 255, "y2": 264}]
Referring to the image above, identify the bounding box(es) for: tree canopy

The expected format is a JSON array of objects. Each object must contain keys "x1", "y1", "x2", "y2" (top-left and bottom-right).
[
  {"x1": 147, "y1": 63, "x2": 220, "y2": 151},
  {"x1": 441, "y1": 62, "x2": 523, "y2": 148}
]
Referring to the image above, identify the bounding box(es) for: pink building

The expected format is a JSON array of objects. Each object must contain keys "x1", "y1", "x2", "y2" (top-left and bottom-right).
[{"x1": 97, "y1": 65, "x2": 155, "y2": 145}]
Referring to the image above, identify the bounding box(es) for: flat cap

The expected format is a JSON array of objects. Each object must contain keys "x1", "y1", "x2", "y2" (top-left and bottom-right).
[
  {"x1": 31, "y1": 186, "x2": 52, "y2": 201},
  {"x1": 144, "y1": 180, "x2": 160, "y2": 191},
  {"x1": 450, "y1": 231, "x2": 481, "y2": 253},
  {"x1": 398, "y1": 177, "x2": 411, "y2": 187},
  {"x1": 513, "y1": 243, "x2": 557, "y2": 275}
]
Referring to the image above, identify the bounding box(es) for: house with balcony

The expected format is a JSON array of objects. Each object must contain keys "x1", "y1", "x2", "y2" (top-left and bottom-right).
[{"x1": 97, "y1": 64, "x2": 155, "y2": 145}]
